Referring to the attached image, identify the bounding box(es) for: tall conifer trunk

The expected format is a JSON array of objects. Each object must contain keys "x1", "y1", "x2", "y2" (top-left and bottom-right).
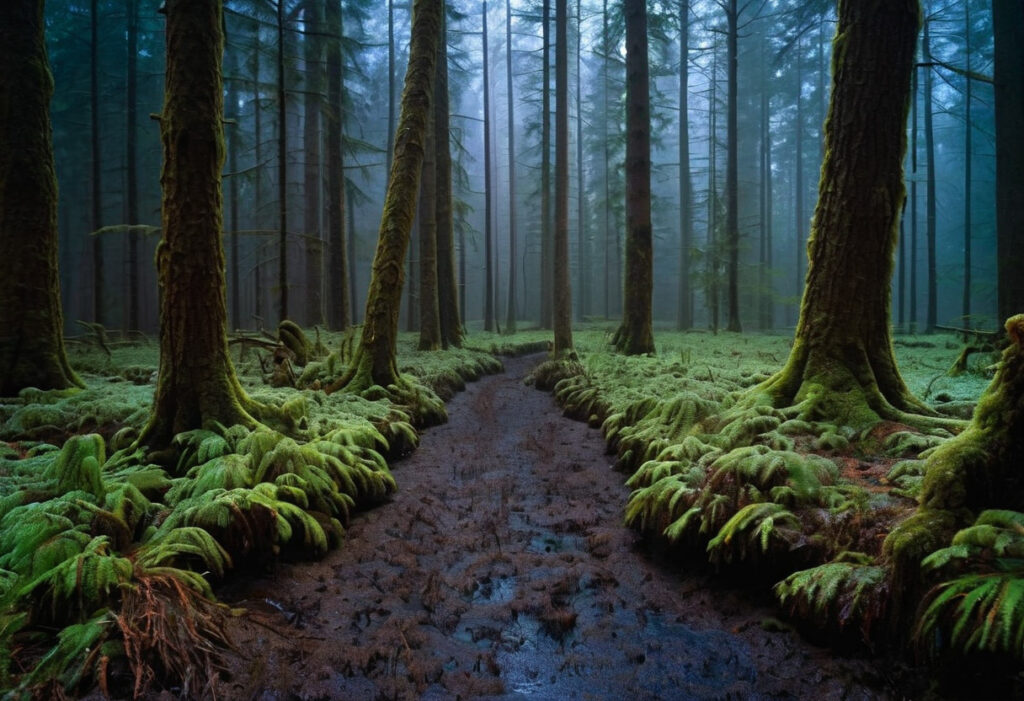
[
  {"x1": 553, "y1": 0, "x2": 573, "y2": 354},
  {"x1": 331, "y1": 0, "x2": 443, "y2": 391},
  {"x1": 614, "y1": 0, "x2": 654, "y2": 354},
  {"x1": 755, "y1": 0, "x2": 938, "y2": 428},
  {"x1": 139, "y1": 0, "x2": 267, "y2": 449},
  {"x1": 0, "y1": 0, "x2": 83, "y2": 395},
  {"x1": 434, "y1": 11, "x2": 462, "y2": 348}
]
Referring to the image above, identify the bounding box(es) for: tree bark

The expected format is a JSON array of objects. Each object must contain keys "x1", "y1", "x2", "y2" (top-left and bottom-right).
[
  {"x1": 125, "y1": 0, "x2": 140, "y2": 332},
  {"x1": 922, "y1": 16, "x2": 937, "y2": 332},
  {"x1": 504, "y1": 0, "x2": 518, "y2": 334},
  {"x1": 331, "y1": 0, "x2": 443, "y2": 391},
  {"x1": 614, "y1": 0, "x2": 654, "y2": 355},
  {"x1": 326, "y1": 0, "x2": 350, "y2": 330},
  {"x1": 994, "y1": 0, "x2": 1024, "y2": 323},
  {"x1": 139, "y1": 0, "x2": 265, "y2": 449},
  {"x1": 553, "y1": 0, "x2": 573, "y2": 354},
  {"x1": 539, "y1": 0, "x2": 552, "y2": 329},
  {"x1": 483, "y1": 0, "x2": 495, "y2": 332},
  {"x1": 961, "y1": 0, "x2": 972, "y2": 328},
  {"x1": 276, "y1": 0, "x2": 288, "y2": 322},
  {"x1": 0, "y1": 0, "x2": 83, "y2": 395},
  {"x1": 677, "y1": 0, "x2": 693, "y2": 331},
  {"x1": 755, "y1": 0, "x2": 936, "y2": 429},
  {"x1": 303, "y1": 1, "x2": 324, "y2": 327},
  {"x1": 724, "y1": 0, "x2": 741, "y2": 333},
  {"x1": 434, "y1": 12, "x2": 462, "y2": 348},
  {"x1": 91, "y1": 0, "x2": 105, "y2": 325},
  {"x1": 418, "y1": 90, "x2": 441, "y2": 351}
]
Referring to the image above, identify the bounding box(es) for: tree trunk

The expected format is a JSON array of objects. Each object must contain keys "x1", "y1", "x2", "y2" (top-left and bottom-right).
[
  {"x1": 909, "y1": 59, "x2": 918, "y2": 332},
  {"x1": 504, "y1": 0, "x2": 518, "y2": 334},
  {"x1": 575, "y1": 0, "x2": 586, "y2": 323},
  {"x1": 922, "y1": 16, "x2": 937, "y2": 333},
  {"x1": 125, "y1": 0, "x2": 140, "y2": 332},
  {"x1": 331, "y1": 0, "x2": 443, "y2": 391},
  {"x1": 276, "y1": 0, "x2": 288, "y2": 322},
  {"x1": 227, "y1": 52, "x2": 240, "y2": 329},
  {"x1": 994, "y1": 0, "x2": 1024, "y2": 323},
  {"x1": 303, "y1": 1, "x2": 324, "y2": 327},
  {"x1": 347, "y1": 179, "x2": 359, "y2": 323},
  {"x1": 601, "y1": 0, "x2": 610, "y2": 320},
  {"x1": 614, "y1": 0, "x2": 654, "y2": 355},
  {"x1": 418, "y1": 90, "x2": 441, "y2": 351},
  {"x1": 0, "y1": 0, "x2": 83, "y2": 395},
  {"x1": 677, "y1": 0, "x2": 692, "y2": 331},
  {"x1": 326, "y1": 0, "x2": 350, "y2": 330},
  {"x1": 961, "y1": 0, "x2": 972, "y2": 328},
  {"x1": 724, "y1": 0, "x2": 741, "y2": 333},
  {"x1": 434, "y1": 12, "x2": 462, "y2": 348},
  {"x1": 553, "y1": 0, "x2": 573, "y2": 354},
  {"x1": 91, "y1": 0, "x2": 105, "y2": 325},
  {"x1": 758, "y1": 32, "x2": 773, "y2": 331},
  {"x1": 707, "y1": 54, "x2": 719, "y2": 332},
  {"x1": 793, "y1": 41, "x2": 804, "y2": 328},
  {"x1": 755, "y1": 0, "x2": 936, "y2": 429},
  {"x1": 139, "y1": 0, "x2": 267, "y2": 449},
  {"x1": 539, "y1": 0, "x2": 552, "y2": 328},
  {"x1": 483, "y1": 0, "x2": 495, "y2": 332}
]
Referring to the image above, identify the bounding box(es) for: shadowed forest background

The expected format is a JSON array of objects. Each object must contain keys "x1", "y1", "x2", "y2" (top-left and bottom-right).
[
  {"x1": 1, "y1": 0, "x2": 1024, "y2": 697},
  {"x1": 48, "y1": 0, "x2": 999, "y2": 336}
]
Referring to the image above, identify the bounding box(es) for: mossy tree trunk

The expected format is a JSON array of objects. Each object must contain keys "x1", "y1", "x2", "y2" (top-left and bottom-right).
[
  {"x1": 552, "y1": 0, "x2": 573, "y2": 355},
  {"x1": 325, "y1": 0, "x2": 350, "y2": 330},
  {"x1": 418, "y1": 89, "x2": 441, "y2": 352},
  {"x1": 138, "y1": 0, "x2": 264, "y2": 448},
  {"x1": 886, "y1": 315, "x2": 1024, "y2": 602},
  {"x1": 434, "y1": 12, "x2": 462, "y2": 349},
  {"x1": 302, "y1": 1, "x2": 324, "y2": 328},
  {"x1": 332, "y1": 0, "x2": 442, "y2": 391},
  {"x1": 753, "y1": 0, "x2": 937, "y2": 429},
  {"x1": 994, "y1": 0, "x2": 1024, "y2": 323},
  {"x1": 724, "y1": 0, "x2": 741, "y2": 333},
  {"x1": 0, "y1": 0, "x2": 83, "y2": 396},
  {"x1": 613, "y1": 0, "x2": 654, "y2": 355}
]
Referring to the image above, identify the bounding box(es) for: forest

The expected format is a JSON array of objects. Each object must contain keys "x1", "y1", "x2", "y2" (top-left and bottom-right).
[{"x1": 0, "y1": 0, "x2": 1022, "y2": 697}]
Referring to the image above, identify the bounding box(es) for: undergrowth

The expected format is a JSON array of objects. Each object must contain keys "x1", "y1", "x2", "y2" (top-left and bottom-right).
[{"x1": 0, "y1": 326, "x2": 526, "y2": 696}]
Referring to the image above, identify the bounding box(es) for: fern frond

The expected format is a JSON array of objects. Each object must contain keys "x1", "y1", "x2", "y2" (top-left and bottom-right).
[
  {"x1": 775, "y1": 559, "x2": 889, "y2": 637},
  {"x1": 172, "y1": 428, "x2": 232, "y2": 476},
  {"x1": 43, "y1": 434, "x2": 106, "y2": 499},
  {"x1": 166, "y1": 453, "x2": 253, "y2": 504},
  {"x1": 706, "y1": 502, "x2": 800, "y2": 564},
  {"x1": 134, "y1": 526, "x2": 233, "y2": 579}
]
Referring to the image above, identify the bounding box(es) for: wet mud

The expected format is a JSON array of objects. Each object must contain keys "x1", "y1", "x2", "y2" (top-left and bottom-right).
[{"x1": 218, "y1": 353, "x2": 907, "y2": 700}]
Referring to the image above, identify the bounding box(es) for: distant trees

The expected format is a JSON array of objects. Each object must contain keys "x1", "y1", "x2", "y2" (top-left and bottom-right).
[{"x1": 0, "y1": 0, "x2": 82, "y2": 396}]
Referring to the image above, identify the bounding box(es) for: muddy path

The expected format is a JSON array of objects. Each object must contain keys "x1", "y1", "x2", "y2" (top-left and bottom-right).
[{"x1": 218, "y1": 354, "x2": 909, "y2": 700}]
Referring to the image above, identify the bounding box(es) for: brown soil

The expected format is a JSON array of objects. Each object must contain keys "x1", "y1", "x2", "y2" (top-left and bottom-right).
[{"x1": 216, "y1": 353, "x2": 914, "y2": 700}]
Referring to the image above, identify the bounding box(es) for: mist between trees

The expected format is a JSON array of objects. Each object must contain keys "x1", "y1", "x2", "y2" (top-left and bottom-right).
[{"x1": 46, "y1": 0, "x2": 1001, "y2": 336}]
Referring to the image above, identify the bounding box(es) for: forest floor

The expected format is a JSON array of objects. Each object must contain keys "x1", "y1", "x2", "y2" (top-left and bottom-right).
[{"x1": 214, "y1": 351, "x2": 927, "y2": 700}]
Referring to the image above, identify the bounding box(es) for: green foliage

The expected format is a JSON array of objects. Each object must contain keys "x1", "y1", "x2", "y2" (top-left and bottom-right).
[
  {"x1": 43, "y1": 433, "x2": 106, "y2": 499},
  {"x1": 884, "y1": 430, "x2": 946, "y2": 458},
  {"x1": 706, "y1": 502, "x2": 801, "y2": 565},
  {"x1": 15, "y1": 611, "x2": 113, "y2": 696},
  {"x1": 166, "y1": 453, "x2": 254, "y2": 503},
  {"x1": 173, "y1": 428, "x2": 233, "y2": 476},
  {"x1": 775, "y1": 555, "x2": 889, "y2": 639},
  {"x1": 134, "y1": 527, "x2": 233, "y2": 587},
  {"x1": 917, "y1": 510, "x2": 1024, "y2": 659},
  {"x1": 18, "y1": 536, "x2": 134, "y2": 622}
]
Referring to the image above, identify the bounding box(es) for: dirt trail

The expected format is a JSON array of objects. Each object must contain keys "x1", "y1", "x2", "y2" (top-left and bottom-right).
[{"x1": 218, "y1": 354, "x2": 904, "y2": 700}]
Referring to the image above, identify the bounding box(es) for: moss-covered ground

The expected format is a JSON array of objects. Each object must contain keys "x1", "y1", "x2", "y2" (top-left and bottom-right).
[{"x1": 0, "y1": 322, "x2": 1006, "y2": 695}]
